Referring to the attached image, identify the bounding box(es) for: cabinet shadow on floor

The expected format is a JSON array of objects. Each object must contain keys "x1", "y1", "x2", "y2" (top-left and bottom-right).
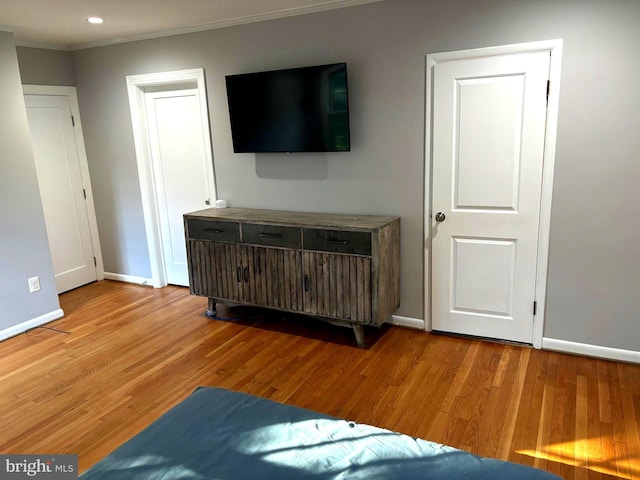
[{"x1": 202, "y1": 303, "x2": 391, "y2": 348}]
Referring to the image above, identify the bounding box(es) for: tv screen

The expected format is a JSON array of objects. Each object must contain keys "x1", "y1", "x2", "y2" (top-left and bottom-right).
[{"x1": 225, "y1": 63, "x2": 350, "y2": 153}]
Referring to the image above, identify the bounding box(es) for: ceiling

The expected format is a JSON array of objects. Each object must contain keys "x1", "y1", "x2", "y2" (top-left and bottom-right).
[{"x1": 0, "y1": 0, "x2": 380, "y2": 51}]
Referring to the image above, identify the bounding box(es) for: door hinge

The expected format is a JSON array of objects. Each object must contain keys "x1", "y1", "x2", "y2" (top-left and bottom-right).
[
  {"x1": 546, "y1": 80, "x2": 550, "y2": 105},
  {"x1": 71, "y1": 115, "x2": 75, "y2": 127},
  {"x1": 83, "y1": 188, "x2": 87, "y2": 199},
  {"x1": 533, "y1": 301, "x2": 537, "y2": 315}
]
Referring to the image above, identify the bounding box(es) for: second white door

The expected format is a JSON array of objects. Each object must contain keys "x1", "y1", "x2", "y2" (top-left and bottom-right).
[
  {"x1": 430, "y1": 51, "x2": 551, "y2": 343},
  {"x1": 145, "y1": 89, "x2": 212, "y2": 286}
]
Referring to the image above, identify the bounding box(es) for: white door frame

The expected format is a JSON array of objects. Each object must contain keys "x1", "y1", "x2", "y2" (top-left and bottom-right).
[
  {"x1": 424, "y1": 39, "x2": 563, "y2": 349},
  {"x1": 126, "y1": 68, "x2": 216, "y2": 288},
  {"x1": 22, "y1": 84, "x2": 105, "y2": 284}
]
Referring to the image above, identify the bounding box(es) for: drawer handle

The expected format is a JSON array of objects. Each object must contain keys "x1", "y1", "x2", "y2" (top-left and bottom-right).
[
  {"x1": 205, "y1": 228, "x2": 224, "y2": 234},
  {"x1": 236, "y1": 266, "x2": 242, "y2": 283},
  {"x1": 244, "y1": 266, "x2": 249, "y2": 283},
  {"x1": 259, "y1": 233, "x2": 282, "y2": 239},
  {"x1": 325, "y1": 238, "x2": 350, "y2": 245},
  {"x1": 304, "y1": 274, "x2": 310, "y2": 292}
]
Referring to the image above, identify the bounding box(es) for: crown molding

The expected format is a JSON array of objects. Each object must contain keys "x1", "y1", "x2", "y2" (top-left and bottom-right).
[
  {"x1": 70, "y1": 0, "x2": 382, "y2": 51},
  {"x1": 14, "y1": 40, "x2": 70, "y2": 51}
]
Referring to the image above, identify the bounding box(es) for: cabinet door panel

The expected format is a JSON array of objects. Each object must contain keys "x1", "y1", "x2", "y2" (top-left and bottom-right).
[
  {"x1": 187, "y1": 239, "x2": 203, "y2": 296},
  {"x1": 204, "y1": 241, "x2": 215, "y2": 297},
  {"x1": 188, "y1": 240, "x2": 241, "y2": 300},
  {"x1": 246, "y1": 246, "x2": 302, "y2": 312},
  {"x1": 188, "y1": 240, "x2": 216, "y2": 297},
  {"x1": 303, "y1": 252, "x2": 372, "y2": 323}
]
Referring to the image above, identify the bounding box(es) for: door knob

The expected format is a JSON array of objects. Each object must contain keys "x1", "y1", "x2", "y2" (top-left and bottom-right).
[
  {"x1": 205, "y1": 199, "x2": 210, "y2": 205},
  {"x1": 435, "y1": 212, "x2": 446, "y2": 222}
]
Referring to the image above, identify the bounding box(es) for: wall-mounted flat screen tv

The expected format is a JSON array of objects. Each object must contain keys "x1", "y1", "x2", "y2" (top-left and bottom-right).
[{"x1": 225, "y1": 62, "x2": 350, "y2": 153}]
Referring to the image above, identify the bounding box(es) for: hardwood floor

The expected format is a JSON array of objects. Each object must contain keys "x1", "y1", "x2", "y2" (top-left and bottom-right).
[{"x1": 1, "y1": 280, "x2": 638, "y2": 478}]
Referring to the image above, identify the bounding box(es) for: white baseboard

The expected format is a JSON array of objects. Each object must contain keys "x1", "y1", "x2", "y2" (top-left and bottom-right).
[
  {"x1": 542, "y1": 337, "x2": 640, "y2": 364},
  {"x1": 388, "y1": 314, "x2": 425, "y2": 330},
  {"x1": 104, "y1": 272, "x2": 153, "y2": 286},
  {"x1": 0, "y1": 308, "x2": 65, "y2": 342}
]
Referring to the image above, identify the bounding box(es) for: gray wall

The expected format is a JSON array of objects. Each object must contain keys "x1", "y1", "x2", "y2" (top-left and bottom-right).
[
  {"x1": 68, "y1": 0, "x2": 640, "y2": 351},
  {"x1": 16, "y1": 46, "x2": 75, "y2": 86},
  {"x1": 0, "y1": 32, "x2": 60, "y2": 332}
]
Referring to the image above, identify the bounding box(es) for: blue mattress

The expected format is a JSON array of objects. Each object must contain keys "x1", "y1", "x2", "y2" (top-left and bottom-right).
[{"x1": 82, "y1": 387, "x2": 559, "y2": 479}]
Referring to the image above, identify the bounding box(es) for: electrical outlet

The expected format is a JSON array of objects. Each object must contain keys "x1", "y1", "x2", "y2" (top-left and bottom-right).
[{"x1": 28, "y1": 276, "x2": 41, "y2": 293}]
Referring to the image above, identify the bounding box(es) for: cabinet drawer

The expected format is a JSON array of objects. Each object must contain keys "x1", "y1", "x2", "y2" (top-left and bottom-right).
[
  {"x1": 187, "y1": 219, "x2": 240, "y2": 243},
  {"x1": 303, "y1": 228, "x2": 371, "y2": 255},
  {"x1": 242, "y1": 223, "x2": 301, "y2": 249}
]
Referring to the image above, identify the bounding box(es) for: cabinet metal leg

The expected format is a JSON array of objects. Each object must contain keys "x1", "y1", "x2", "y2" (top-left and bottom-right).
[
  {"x1": 352, "y1": 324, "x2": 366, "y2": 348},
  {"x1": 205, "y1": 298, "x2": 217, "y2": 319}
]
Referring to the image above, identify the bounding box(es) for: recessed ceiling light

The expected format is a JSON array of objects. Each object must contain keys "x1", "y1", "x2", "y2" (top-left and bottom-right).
[{"x1": 87, "y1": 17, "x2": 104, "y2": 24}]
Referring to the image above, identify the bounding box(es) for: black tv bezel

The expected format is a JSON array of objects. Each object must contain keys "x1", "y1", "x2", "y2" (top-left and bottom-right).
[{"x1": 225, "y1": 62, "x2": 351, "y2": 154}]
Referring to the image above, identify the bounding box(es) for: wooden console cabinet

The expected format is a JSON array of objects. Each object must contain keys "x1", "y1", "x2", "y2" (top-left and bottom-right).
[{"x1": 184, "y1": 208, "x2": 400, "y2": 347}]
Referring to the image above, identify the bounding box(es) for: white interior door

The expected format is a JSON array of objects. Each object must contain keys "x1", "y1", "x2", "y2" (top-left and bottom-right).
[
  {"x1": 145, "y1": 88, "x2": 212, "y2": 286},
  {"x1": 431, "y1": 51, "x2": 551, "y2": 343},
  {"x1": 24, "y1": 94, "x2": 97, "y2": 293}
]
